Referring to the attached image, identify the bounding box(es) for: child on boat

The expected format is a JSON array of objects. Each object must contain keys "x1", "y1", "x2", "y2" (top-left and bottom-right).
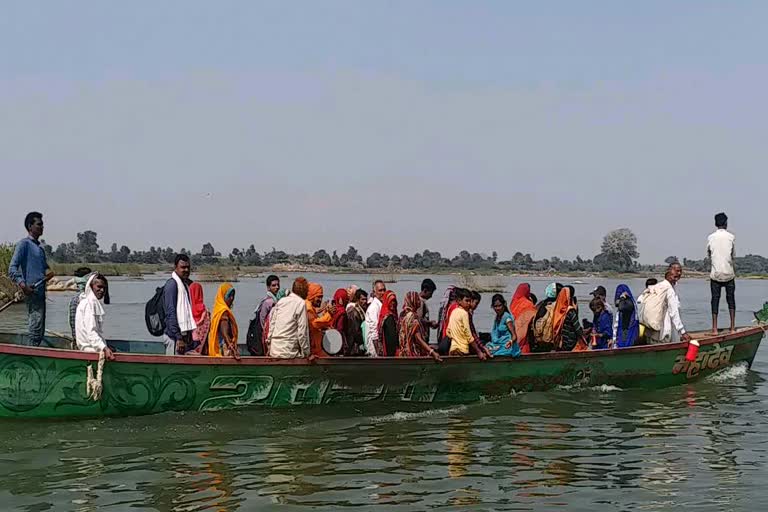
[{"x1": 589, "y1": 297, "x2": 613, "y2": 350}]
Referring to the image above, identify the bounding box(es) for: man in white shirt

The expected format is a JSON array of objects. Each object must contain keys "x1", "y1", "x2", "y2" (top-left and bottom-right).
[
  {"x1": 649, "y1": 263, "x2": 692, "y2": 344},
  {"x1": 267, "y1": 278, "x2": 311, "y2": 359},
  {"x1": 364, "y1": 280, "x2": 386, "y2": 356},
  {"x1": 707, "y1": 212, "x2": 736, "y2": 334}
]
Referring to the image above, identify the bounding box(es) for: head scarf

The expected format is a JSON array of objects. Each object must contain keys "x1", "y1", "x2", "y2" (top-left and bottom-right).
[
  {"x1": 440, "y1": 286, "x2": 455, "y2": 307},
  {"x1": 377, "y1": 290, "x2": 398, "y2": 354},
  {"x1": 510, "y1": 283, "x2": 536, "y2": 320},
  {"x1": 189, "y1": 282, "x2": 207, "y2": 324},
  {"x1": 307, "y1": 283, "x2": 323, "y2": 304},
  {"x1": 75, "y1": 275, "x2": 90, "y2": 293},
  {"x1": 266, "y1": 288, "x2": 283, "y2": 303},
  {"x1": 511, "y1": 283, "x2": 530, "y2": 304},
  {"x1": 332, "y1": 288, "x2": 348, "y2": 308},
  {"x1": 437, "y1": 286, "x2": 456, "y2": 339},
  {"x1": 73, "y1": 267, "x2": 92, "y2": 293},
  {"x1": 614, "y1": 284, "x2": 639, "y2": 347},
  {"x1": 402, "y1": 291, "x2": 420, "y2": 314},
  {"x1": 346, "y1": 285, "x2": 359, "y2": 301},
  {"x1": 207, "y1": 283, "x2": 238, "y2": 357},
  {"x1": 332, "y1": 288, "x2": 349, "y2": 328},
  {"x1": 545, "y1": 283, "x2": 558, "y2": 300},
  {"x1": 397, "y1": 291, "x2": 425, "y2": 357},
  {"x1": 551, "y1": 287, "x2": 573, "y2": 349},
  {"x1": 306, "y1": 283, "x2": 324, "y2": 322},
  {"x1": 82, "y1": 274, "x2": 106, "y2": 317}
]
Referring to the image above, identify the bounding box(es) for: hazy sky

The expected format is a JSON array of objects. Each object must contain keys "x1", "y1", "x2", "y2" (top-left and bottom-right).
[{"x1": 1, "y1": 1, "x2": 766, "y2": 263}]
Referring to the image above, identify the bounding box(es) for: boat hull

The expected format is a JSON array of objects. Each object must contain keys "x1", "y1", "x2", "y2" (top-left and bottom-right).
[{"x1": 0, "y1": 327, "x2": 763, "y2": 419}]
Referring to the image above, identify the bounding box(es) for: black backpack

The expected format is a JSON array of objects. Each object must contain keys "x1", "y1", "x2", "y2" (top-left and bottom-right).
[
  {"x1": 145, "y1": 286, "x2": 166, "y2": 337},
  {"x1": 247, "y1": 297, "x2": 273, "y2": 355},
  {"x1": 246, "y1": 312, "x2": 265, "y2": 355}
]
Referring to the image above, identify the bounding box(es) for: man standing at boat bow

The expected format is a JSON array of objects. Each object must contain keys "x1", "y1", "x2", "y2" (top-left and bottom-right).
[{"x1": 7, "y1": 212, "x2": 52, "y2": 346}]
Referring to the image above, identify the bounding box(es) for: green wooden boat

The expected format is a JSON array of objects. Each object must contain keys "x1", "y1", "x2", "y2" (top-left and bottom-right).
[{"x1": 0, "y1": 326, "x2": 764, "y2": 419}]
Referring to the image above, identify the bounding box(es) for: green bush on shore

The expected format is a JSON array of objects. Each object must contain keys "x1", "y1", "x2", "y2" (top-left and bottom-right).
[{"x1": 0, "y1": 244, "x2": 18, "y2": 304}]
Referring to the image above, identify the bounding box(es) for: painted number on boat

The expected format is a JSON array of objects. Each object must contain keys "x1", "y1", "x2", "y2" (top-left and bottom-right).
[{"x1": 198, "y1": 376, "x2": 438, "y2": 411}]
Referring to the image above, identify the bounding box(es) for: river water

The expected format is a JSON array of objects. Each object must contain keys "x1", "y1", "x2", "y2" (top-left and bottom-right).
[{"x1": 1, "y1": 274, "x2": 767, "y2": 511}]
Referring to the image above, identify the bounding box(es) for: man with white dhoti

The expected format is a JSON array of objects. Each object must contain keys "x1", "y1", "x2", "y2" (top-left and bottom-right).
[{"x1": 648, "y1": 263, "x2": 692, "y2": 344}]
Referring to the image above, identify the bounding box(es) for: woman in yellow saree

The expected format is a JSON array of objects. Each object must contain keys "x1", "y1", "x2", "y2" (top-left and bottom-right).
[{"x1": 207, "y1": 283, "x2": 240, "y2": 359}]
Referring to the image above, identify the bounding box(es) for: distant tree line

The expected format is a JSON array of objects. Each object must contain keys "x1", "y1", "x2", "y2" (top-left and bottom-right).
[
  {"x1": 32, "y1": 228, "x2": 768, "y2": 275},
  {"x1": 664, "y1": 254, "x2": 768, "y2": 275}
]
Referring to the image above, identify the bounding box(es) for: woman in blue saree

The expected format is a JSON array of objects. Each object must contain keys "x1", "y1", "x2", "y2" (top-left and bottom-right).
[
  {"x1": 486, "y1": 294, "x2": 521, "y2": 357},
  {"x1": 614, "y1": 284, "x2": 639, "y2": 347}
]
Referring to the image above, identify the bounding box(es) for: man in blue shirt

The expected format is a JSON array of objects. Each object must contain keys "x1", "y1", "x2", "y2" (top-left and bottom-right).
[
  {"x1": 162, "y1": 254, "x2": 194, "y2": 355},
  {"x1": 8, "y1": 212, "x2": 50, "y2": 346}
]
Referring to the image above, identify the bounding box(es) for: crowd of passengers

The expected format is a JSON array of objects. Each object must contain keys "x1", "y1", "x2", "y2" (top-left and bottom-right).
[
  {"x1": 11, "y1": 211, "x2": 740, "y2": 362},
  {"x1": 65, "y1": 256, "x2": 691, "y2": 362}
]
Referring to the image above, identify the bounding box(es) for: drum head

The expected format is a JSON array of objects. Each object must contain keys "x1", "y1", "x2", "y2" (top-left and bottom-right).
[{"x1": 322, "y1": 329, "x2": 343, "y2": 355}]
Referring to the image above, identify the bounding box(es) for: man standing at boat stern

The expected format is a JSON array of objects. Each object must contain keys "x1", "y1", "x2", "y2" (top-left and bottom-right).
[
  {"x1": 162, "y1": 254, "x2": 196, "y2": 355},
  {"x1": 7, "y1": 212, "x2": 50, "y2": 346},
  {"x1": 708, "y1": 212, "x2": 736, "y2": 334}
]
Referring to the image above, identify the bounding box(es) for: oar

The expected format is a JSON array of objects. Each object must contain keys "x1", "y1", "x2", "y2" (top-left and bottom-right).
[
  {"x1": 0, "y1": 276, "x2": 51, "y2": 314},
  {"x1": 44, "y1": 329, "x2": 77, "y2": 349},
  {"x1": 0, "y1": 299, "x2": 16, "y2": 315},
  {"x1": 46, "y1": 329, "x2": 74, "y2": 341}
]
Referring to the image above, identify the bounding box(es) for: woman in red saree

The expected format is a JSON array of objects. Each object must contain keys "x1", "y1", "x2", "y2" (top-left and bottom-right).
[
  {"x1": 331, "y1": 288, "x2": 350, "y2": 354},
  {"x1": 188, "y1": 282, "x2": 211, "y2": 355},
  {"x1": 377, "y1": 291, "x2": 399, "y2": 356},
  {"x1": 510, "y1": 283, "x2": 536, "y2": 354}
]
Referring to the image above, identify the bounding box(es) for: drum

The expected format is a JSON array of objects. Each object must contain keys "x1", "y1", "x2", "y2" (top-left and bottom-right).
[{"x1": 322, "y1": 329, "x2": 344, "y2": 356}]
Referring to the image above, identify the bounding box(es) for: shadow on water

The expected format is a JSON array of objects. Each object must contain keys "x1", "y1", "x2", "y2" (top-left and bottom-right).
[{"x1": 2, "y1": 362, "x2": 768, "y2": 510}]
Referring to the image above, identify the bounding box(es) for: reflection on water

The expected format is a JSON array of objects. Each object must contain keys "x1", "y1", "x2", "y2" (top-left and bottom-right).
[{"x1": 1, "y1": 362, "x2": 768, "y2": 510}]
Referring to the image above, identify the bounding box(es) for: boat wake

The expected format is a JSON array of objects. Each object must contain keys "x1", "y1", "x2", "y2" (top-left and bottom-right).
[
  {"x1": 705, "y1": 361, "x2": 749, "y2": 383},
  {"x1": 556, "y1": 383, "x2": 624, "y2": 393},
  {"x1": 370, "y1": 405, "x2": 468, "y2": 424}
]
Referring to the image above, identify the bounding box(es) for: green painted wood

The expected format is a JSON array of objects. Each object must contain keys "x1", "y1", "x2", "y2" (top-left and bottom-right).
[
  {"x1": 0, "y1": 328, "x2": 763, "y2": 419},
  {"x1": 9, "y1": 332, "x2": 253, "y2": 355}
]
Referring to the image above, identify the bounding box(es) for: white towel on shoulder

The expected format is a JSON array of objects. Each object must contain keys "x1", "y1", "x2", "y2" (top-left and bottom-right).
[{"x1": 171, "y1": 272, "x2": 197, "y2": 333}]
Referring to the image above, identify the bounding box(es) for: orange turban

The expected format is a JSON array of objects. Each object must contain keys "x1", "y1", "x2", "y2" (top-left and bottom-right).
[{"x1": 307, "y1": 283, "x2": 324, "y2": 303}]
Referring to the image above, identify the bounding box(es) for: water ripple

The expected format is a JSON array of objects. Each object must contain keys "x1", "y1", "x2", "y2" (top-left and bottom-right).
[{"x1": 2, "y1": 366, "x2": 768, "y2": 510}]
